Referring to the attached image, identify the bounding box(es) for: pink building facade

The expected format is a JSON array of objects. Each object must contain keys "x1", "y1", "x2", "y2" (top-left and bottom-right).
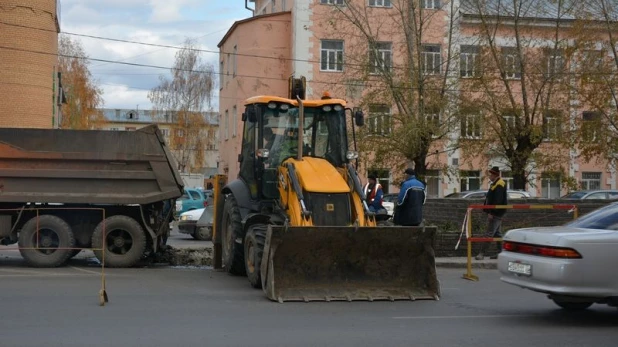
[{"x1": 218, "y1": 0, "x2": 618, "y2": 198}]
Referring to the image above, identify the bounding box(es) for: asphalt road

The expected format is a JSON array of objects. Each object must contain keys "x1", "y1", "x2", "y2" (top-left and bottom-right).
[{"x1": 0, "y1": 262, "x2": 616, "y2": 347}]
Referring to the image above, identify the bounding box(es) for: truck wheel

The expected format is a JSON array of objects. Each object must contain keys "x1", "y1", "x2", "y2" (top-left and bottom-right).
[
  {"x1": 18, "y1": 215, "x2": 76, "y2": 267},
  {"x1": 221, "y1": 196, "x2": 245, "y2": 275},
  {"x1": 244, "y1": 224, "x2": 266, "y2": 288},
  {"x1": 92, "y1": 215, "x2": 147, "y2": 268}
]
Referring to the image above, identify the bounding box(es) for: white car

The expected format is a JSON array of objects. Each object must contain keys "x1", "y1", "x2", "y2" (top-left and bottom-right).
[
  {"x1": 382, "y1": 201, "x2": 394, "y2": 216},
  {"x1": 177, "y1": 208, "x2": 211, "y2": 240},
  {"x1": 498, "y1": 202, "x2": 618, "y2": 310}
]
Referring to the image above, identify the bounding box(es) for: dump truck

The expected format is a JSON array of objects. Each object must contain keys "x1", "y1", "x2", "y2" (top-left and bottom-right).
[
  {"x1": 0, "y1": 125, "x2": 183, "y2": 268},
  {"x1": 212, "y1": 79, "x2": 440, "y2": 302}
]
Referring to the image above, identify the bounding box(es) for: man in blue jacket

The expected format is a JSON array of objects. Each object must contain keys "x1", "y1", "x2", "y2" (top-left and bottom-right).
[{"x1": 393, "y1": 168, "x2": 426, "y2": 226}]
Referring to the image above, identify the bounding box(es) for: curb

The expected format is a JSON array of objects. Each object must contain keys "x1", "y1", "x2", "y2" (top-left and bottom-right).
[{"x1": 435, "y1": 261, "x2": 497, "y2": 270}]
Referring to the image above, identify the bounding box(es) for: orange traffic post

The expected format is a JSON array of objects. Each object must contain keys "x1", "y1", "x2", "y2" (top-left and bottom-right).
[{"x1": 462, "y1": 208, "x2": 479, "y2": 281}]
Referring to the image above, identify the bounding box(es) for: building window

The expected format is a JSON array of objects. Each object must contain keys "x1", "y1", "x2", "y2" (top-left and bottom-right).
[
  {"x1": 581, "y1": 172, "x2": 601, "y2": 190},
  {"x1": 224, "y1": 110, "x2": 229, "y2": 140},
  {"x1": 109, "y1": 127, "x2": 119, "y2": 131},
  {"x1": 425, "y1": 107, "x2": 440, "y2": 137},
  {"x1": 369, "y1": 41, "x2": 392, "y2": 74},
  {"x1": 425, "y1": 169, "x2": 440, "y2": 198},
  {"x1": 501, "y1": 47, "x2": 521, "y2": 79},
  {"x1": 368, "y1": 105, "x2": 391, "y2": 135},
  {"x1": 161, "y1": 128, "x2": 170, "y2": 138},
  {"x1": 369, "y1": 0, "x2": 392, "y2": 7},
  {"x1": 320, "y1": 0, "x2": 344, "y2": 5},
  {"x1": 460, "y1": 45, "x2": 480, "y2": 78},
  {"x1": 321, "y1": 40, "x2": 344, "y2": 72},
  {"x1": 176, "y1": 129, "x2": 184, "y2": 137},
  {"x1": 543, "y1": 111, "x2": 561, "y2": 141},
  {"x1": 422, "y1": 0, "x2": 441, "y2": 9},
  {"x1": 421, "y1": 45, "x2": 441, "y2": 75},
  {"x1": 541, "y1": 173, "x2": 561, "y2": 198},
  {"x1": 232, "y1": 45, "x2": 237, "y2": 77},
  {"x1": 545, "y1": 49, "x2": 565, "y2": 78},
  {"x1": 501, "y1": 171, "x2": 514, "y2": 190},
  {"x1": 232, "y1": 105, "x2": 237, "y2": 137},
  {"x1": 582, "y1": 111, "x2": 601, "y2": 142},
  {"x1": 461, "y1": 112, "x2": 481, "y2": 139},
  {"x1": 271, "y1": 0, "x2": 276, "y2": 12},
  {"x1": 460, "y1": 171, "x2": 481, "y2": 192},
  {"x1": 367, "y1": 169, "x2": 390, "y2": 194},
  {"x1": 581, "y1": 50, "x2": 604, "y2": 82}
]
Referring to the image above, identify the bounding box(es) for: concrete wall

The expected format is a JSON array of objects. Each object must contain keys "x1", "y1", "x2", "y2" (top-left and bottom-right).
[{"x1": 425, "y1": 198, "x2": 612, "y2": 256}]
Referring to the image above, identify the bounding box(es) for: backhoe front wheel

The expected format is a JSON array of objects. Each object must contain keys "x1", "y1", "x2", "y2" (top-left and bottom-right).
[
  {"x1": 221, "y1": 196, "x2": 245, "y2": 275},
  {"x1": 244, "y1": 224, "x2": 267, "y2": 288}
]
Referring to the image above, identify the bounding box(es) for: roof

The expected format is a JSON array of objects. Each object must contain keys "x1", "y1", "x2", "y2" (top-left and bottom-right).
[
  {"x1": 217, "y1": 11, "x2": 291, "y2": 48},
  {"x1": 101, "y1": 108, "x2": 219, "y2": 125},
  {"x1": 460, "y1": 0, "x2": 618, "y2": 22},
  {"x1": 460, "y1": 0, "x2": 578, "y2": 20}
]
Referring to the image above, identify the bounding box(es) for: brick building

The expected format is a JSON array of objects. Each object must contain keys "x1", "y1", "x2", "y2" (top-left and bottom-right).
[
  {"x1": 218, "y1": 0, "x2": 618, "y2": 198},
  {"x1": 0, "y1": 0, "x2": 61, "y2": 129}
]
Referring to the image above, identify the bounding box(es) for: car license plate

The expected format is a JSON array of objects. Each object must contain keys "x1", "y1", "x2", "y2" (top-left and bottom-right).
[{"x1": 508, "y1": 262, "x2": 531, "y2": 276}]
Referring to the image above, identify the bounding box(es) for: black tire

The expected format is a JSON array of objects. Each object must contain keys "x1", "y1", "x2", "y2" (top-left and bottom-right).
[
  {"x1": 91, "y1": 215, "x2": 147, "y2": 268},
  {"x1": 244, "y1": 224, "x2": 267, "y2": 288},
  {"x1": 18, "y1": 215, "x2": 75, "y2": 268},
  {"x1": 192, "y1": 226, "x2": 212, "y2": 241},
  {"x1": 221, "y1": 195, "x2": 245, "y2": 275},
  {"x1": 552, "y1": 298, "x2": 593, "y2": 311}
]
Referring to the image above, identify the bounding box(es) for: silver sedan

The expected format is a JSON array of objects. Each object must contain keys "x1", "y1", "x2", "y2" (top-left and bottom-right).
[{"x1": 498, "y1": 202, "x2": 618, "y2": 310}]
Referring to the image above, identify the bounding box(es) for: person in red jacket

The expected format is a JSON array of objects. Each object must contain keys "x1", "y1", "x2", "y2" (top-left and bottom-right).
[
  {"x1": 363, "y1": 174, "x2": 384, "y2": 213},
  {"x1": 476, "y1": 166, "x2": 508, "y2": 260}
]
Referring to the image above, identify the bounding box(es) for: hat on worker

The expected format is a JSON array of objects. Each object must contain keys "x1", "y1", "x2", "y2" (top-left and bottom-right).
[
  {"x1": 488, "y1": 166, "x2": 501, "y2": 175},
  {"x1": 404, "y1": 168, "x2": 415, "y2": 176},
  {"x1": 368, "y1": 174, "x2": 377, "y2": 180}
]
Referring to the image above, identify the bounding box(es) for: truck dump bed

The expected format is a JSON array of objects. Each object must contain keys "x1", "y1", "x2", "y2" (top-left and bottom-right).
[{"x1": 0, "y1": 125, "x2": 183, "y2": 204}]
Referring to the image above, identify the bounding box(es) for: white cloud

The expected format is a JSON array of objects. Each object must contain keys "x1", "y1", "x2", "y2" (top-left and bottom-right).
[{"x1": 60, "y1": 1, "x2": 248, "y2": 109}]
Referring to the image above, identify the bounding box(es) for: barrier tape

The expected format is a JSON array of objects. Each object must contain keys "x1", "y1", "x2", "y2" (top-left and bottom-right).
[{"x1": 461, "y1": 204, "x2": 578, "y2": 282}]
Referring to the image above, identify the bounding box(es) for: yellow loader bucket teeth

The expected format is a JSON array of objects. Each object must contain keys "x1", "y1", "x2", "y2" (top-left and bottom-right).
[{"x1": 261, "y1": 225, "x2": 440, "y2": 303}]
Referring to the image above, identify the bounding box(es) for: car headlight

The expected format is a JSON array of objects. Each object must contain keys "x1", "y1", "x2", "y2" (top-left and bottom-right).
[{"x1": 181, "y1": 215, "x2": 194, "y2": 221}]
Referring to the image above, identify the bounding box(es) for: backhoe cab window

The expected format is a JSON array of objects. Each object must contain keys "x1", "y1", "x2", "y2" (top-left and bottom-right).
[{"x1": 261, "y1": 106, "x2": 348, "y2": 167}]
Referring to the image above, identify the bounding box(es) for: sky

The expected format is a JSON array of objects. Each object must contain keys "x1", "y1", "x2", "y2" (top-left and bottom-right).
[{"x1": 60, "y1": 0, "x2": 252, "y2": 111}]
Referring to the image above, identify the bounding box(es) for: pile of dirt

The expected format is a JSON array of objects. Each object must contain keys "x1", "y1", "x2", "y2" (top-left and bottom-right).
[{"x1": 151, "y1": 245, "x2": 213, "y2": 266}]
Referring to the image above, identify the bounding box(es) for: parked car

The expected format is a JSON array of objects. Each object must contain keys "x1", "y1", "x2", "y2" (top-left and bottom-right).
[
  {"x1": 382, "y1": 194, "x2": 398, "y2": 216},
  {"x1": 178, "y1": 208, "x2": 214, "y2": 241},
  {"x1": 175, "y1": 188, "x2": 208, "y2": 216},
  {"x1": 445, "y1": 190, "x2": 531, "y2": 199},
  {"x1": 498, "y1": 202, "x2": 618, "y2": 310},
  {"x1": 560, "y1": 190, "x2": 618, "y2": 200}
]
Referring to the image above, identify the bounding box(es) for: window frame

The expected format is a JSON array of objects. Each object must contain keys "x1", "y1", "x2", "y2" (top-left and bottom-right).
[
  {"x1": 542, "y1": 110, "x2": 562, "y2": 141},
  {"x1": 320, "y1": 39, "x2": 344, "y2": 72},
  {"x1": 368, "y1": 0, "x2": 392, "y2": 7},
  {"x1": 460, "y1": 112, "x2": 482, "y2": 139},
  {"x1": 460, "y1": 45, "x2": 481, "y2": 78},
  {"x1": 421, "y1": 44, "x2": 442, "y2": 75},
  {"x1": 369, "y1": 41, "x2": 392, "y2": 74},
  {"x1": 320, "y1": 0, "x2": 345, "y2": 5},
  {"x1": 581, "y1": 172, "x2": 602, "y2": 191},
  {"x1": 421, "y1": 0, "x2": 441, "y2": 9},
  {"x1": 367, "y1": 104, "x2": 392, "y2": 136},
  {"x1": 501, "y1": 47, "x2": 521, "y2": 80}
]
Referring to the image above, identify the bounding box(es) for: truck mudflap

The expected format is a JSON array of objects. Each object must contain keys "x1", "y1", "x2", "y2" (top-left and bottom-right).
[{"x1": 260, "y1": 225, "x2": 440, "y2": 303}]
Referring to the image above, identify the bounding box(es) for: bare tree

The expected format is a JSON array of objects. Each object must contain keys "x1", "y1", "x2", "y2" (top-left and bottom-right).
[
  {"x1": 58, "y1": 35, "x2": 104, "y2": 129},
  {"x1": 148, "y1": 38, "x2": 216, "y2": 173},
  {"x1": 458, "y1": 0, "x2": 579, "y2": 190},
  {"x1": 572, "y1": 0, "x2": 618, "y2": 165},
  {"x1": 323, "y1": 0, "x2": 460, "y2": 182}
]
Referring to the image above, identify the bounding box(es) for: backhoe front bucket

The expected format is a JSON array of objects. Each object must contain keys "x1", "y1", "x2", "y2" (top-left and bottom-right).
[{"x1": 260, "y1": 225, "x2": 440, "y2": 303}]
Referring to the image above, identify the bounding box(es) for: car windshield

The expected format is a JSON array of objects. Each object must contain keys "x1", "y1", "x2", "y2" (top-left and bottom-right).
[
  {"x1": 561, "y1": 192, "x2": 587, "y2": 199},
  {"x1": 565, "y1": 203, "x2": 618, "y2": 230},
  {"x1": 261, "y1": 105, "x2": 348, "y2": 167}
]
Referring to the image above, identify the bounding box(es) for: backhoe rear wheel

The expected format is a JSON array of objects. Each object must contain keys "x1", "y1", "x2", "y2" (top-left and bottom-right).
[
  {"x1": 222, "y1": 195, "x2": 245, "y2": 275},
  {"x1": 244, "y1": 224, "x2": 267, "y2": 288}
]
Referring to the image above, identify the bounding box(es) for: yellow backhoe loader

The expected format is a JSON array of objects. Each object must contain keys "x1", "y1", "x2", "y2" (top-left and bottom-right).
[{"x1": 212, "y1": 78, "x2": 439, "y2": 302}]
